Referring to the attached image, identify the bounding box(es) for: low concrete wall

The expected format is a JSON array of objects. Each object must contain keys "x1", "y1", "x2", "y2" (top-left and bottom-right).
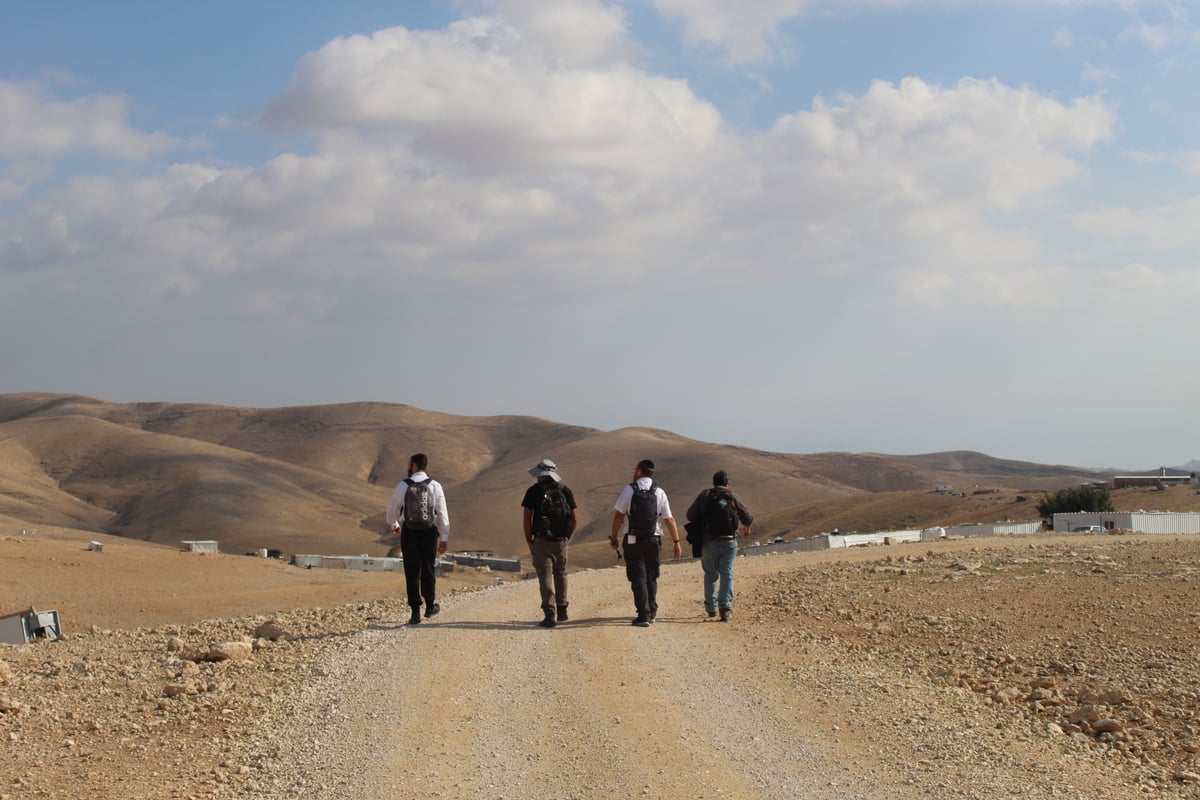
[
  {"x1": 450, "y1": 553, "x2": 522, "y2": 573},
  {"x1": 292, "y1": 554, "x2": 402, "y2": 571}
]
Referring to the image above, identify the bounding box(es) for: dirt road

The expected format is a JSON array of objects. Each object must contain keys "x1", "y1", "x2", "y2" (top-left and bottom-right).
[
  {"x1": 8, "y1": 534, "x2": 1195, "y2": 798},
  {"x1": 241, "y1": 550, "x2": 1132, "y2": 800}
]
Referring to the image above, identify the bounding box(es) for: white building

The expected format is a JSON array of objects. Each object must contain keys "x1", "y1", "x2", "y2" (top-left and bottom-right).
[
  {"x1": 945, "y1": 521, "x2": 1043, "y2": 538},
  {"x1": 1052, "y1": 511, "x2": 1200, "y2": 535}
]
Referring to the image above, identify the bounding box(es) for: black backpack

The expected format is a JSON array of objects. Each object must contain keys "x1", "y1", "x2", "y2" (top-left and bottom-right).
[
  {"x1": 403, "y1": 477, "x2": 436, "y2": 530},
  {"x1": 627, "y1": 481, "x2": 658, "y2": 538},
  {"x1": 702, "y1": 487, "x2": 739, "y2": 537},
  {"x1": 534, "y1": 482, "x2": 574, "y2": 539}
]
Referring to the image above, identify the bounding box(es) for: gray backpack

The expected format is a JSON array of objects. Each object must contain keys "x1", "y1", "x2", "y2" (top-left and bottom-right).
[{"x1": 403, "y1": 478, "x2": 436, "y2": 529}]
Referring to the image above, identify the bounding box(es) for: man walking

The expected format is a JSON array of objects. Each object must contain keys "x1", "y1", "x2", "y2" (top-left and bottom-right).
[
  {"x1": 610, "y1": 459, "x2": 682, "y2": 627},
  {"x1": 686, "y1": 470, "x2": 753, "y2": 622},
  {"x1": 522, "y1": 458, "x2": 578, "y2": 628},
  {"x1": 385, "y1": 453, "x2": 450, "y2": 625}
]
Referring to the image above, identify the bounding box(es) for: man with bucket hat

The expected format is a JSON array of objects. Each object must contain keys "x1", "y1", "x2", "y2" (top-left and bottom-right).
[{"x1": 522, "y1": 458, "x2": 578, "y2": 628}]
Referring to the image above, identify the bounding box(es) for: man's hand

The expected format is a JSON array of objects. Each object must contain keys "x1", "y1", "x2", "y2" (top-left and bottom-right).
[
  {"x1": 437, "y1": 540, "x2": 448, "y2": 555},
  {"x1": 672, "y1": 540, "x2": 683, "y2": 559}
]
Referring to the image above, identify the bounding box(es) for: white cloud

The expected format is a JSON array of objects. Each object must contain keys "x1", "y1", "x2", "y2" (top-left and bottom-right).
[
  {"x1": 1119, "y1": 1, "x2": 1199, "y2": 49},
  {"x1": 650, "y1": 1, "x2": 1195, "y2": 63},
  {"x1": 897, "y1": 259, "x2": 1200, "y2": 316},
  {"x1": 0, "y1": 161, "x2": 48, "y2": 203},
  {"x1": 1052, "y1": 27, "x2": 1076, "y2": 48},
  {"x1": 484, "y1": 0, "x2": 633, "y2": 65},
  {"x1": 1082, "y1": 61, "x2": 1119, "y2": 82},
  {"x1": 762, "y1": 77, "x2": 1113, "y2": 212},
  {"x1": 0, "y1": 11, "x2": 1120, "y2": 326},
  {"x1": 1070, "y1": 195, "x2": 1200, "y2": 250},
  {"x1": 0, "y1": 80, "x2": 179, "y2": 160},
  {"x1": 264, "y1": 6, "x2": 721, "y2": 175},
  {"x1": 5, "y1": 66, "x2": 1118, "y2": 316},
  {"x1": 1179, "y1": 151, "x2": 1200, "y2": 174},
  {"x1": 648, "y1": 0, "x2": 811, "y2": 62}
]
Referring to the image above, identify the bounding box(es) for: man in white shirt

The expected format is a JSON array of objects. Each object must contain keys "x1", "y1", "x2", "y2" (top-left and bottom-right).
[
  {"x1": 385, "y1": 453, "x2": 451, "y2": 625},
  {"x1": 610, "y1": 459, "x2": 682, "y2": 627}
]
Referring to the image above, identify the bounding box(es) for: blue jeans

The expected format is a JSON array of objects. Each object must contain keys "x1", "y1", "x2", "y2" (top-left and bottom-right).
[{"x1": 701, "y1": 538, "x2": 738, "y2": 612}]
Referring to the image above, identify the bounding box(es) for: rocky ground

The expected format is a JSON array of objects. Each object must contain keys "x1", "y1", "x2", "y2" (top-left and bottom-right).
[{"x1": 2, "y1": 533, "x2": 1199, "y2": 799}]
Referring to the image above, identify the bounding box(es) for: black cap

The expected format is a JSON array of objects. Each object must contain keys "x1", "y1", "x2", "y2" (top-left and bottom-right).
[{"x1": 636, "y1": 459, "x2": 655, "y2": 472}]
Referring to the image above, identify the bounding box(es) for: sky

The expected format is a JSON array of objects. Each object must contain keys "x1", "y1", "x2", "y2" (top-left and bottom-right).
[{"x1": 2, "y1": 0, "x2": 1198, "y2": 470}]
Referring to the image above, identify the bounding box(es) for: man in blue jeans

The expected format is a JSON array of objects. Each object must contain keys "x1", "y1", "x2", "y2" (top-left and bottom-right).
[{"x1": 686, "y1": 470, "x2": 753, "y2": 622}]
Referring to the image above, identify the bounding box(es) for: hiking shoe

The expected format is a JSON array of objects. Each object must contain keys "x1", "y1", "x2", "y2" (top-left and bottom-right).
[
  {"x1": 649, "y1": 611, "x2": 657, "y2": 623},
  {"x1": 706, "y1": 609, "x2": 717, "y2": 618},
  {"x1": 719, "y1": 608, "x2": 731, "y2": 622},
  {"x1": 556, "y1": 605, "x2": 569, "y2": 622},
  {"x1": 424, "y1": 603, "x2": 441, "y2": 619},
  {"x1": 539, "y1": 615, "x2": 557, "y2": 628},
  {"x1": 632, "y1": 616, "x2": 651, "y2": 628},
  {"x1": 407, "y1": 611, "x2": 422, "y2": 625}
]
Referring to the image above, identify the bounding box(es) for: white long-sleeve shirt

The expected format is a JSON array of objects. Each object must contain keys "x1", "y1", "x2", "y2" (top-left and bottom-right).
[{"x1": 385, "y1": 471, "x2": 450, "y2": 542}]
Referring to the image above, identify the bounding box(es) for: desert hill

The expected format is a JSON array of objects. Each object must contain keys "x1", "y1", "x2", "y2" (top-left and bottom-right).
[{"x1": 0, "y1": 392, "x2": 1115, "y2": 556}]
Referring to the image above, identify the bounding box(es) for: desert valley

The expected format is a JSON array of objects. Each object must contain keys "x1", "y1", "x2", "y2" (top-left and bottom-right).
[{"x1": 2, "y1": 392, "x2": 1199, "y2": 799}]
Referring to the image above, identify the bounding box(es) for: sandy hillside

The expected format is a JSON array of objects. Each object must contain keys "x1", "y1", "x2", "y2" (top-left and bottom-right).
[
  {"x1": 3, "y1": 528, "x2": 1200, "y2": 799},
  {"x1": 0, "y1": 393, "x2": 1114, "y2": 557}
]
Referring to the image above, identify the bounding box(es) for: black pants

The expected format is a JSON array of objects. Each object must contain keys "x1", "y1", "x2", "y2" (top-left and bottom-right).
[
  {"x1": 623, "y1": 537, "x2": 661, "y2": 616},
  {"x1": 400, "y1": 526, "x2": 439, "y2": 610}
]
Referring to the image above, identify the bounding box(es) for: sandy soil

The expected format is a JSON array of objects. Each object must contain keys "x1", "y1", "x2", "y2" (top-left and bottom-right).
[{"x1": 2, "y1": 529, "x2": 1200, "y2": 799}]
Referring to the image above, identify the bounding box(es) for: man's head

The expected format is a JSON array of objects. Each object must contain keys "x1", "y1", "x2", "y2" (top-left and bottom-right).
[
  {"x1": 712, "y1": 470, "x2": 730, "y2": 487},
  {"x1": 408, "y1": 453, "x2": 429, "y2": 476},
  {"x1": 635, "y1": 458, "x2": 655, "y2": 478},
  {"x1": 528, "y1": 458, "x2": 561, "y2": 483}
]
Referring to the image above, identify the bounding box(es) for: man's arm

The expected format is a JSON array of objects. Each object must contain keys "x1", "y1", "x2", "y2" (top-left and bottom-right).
[
  {"x1": 733, "y1": 492, "x2": 754, "y2": 536},
  {"x1": 523, "y1": 507, "x2": 534, "y2": 549},
  {"x1": 566, "y1": 486, "x2": 579, "y2": 536},
  {"x1": 663, "y1": 517, "x2": 683, "y2": 559},
  {"x1": 610, "y1": 511, "x2": 625, "y2": 549},
  {"x1": 385, "y1": 484, "x2": 405, "y2": 530},
  {"x1": 433, "y1": 481, "x2": 450, "y2": 554}
]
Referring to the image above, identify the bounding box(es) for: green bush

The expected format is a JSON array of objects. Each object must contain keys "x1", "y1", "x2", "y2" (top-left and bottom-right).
[{"x1": 1036, "y1": 487, "x2": 1114, "y2": 517}]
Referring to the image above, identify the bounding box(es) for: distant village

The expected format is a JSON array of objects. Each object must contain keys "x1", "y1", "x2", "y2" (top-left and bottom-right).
[{"x1": 192, "y1": 467, "x2": 1200, "y2": 570}]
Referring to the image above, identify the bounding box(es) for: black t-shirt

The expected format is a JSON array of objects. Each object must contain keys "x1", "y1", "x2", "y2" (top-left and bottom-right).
[{"x1": 521, "y1": 480, "x2": 578, "y2": 511}]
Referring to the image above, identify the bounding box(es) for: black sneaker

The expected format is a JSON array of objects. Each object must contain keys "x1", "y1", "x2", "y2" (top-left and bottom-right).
[
  {"x1": 556, "y1": 605, "x2": 569, "y2": 622},
  {"x1": 649, "y1": 611, "x2": 657, "y2": 623},
  {"x1": 539, "y1": 614, "x2": 557, "y2": 628},
  {"x1": 719, "y1": 608, "x2": 731, "y2": 622},
  {"x1": 407, "y1": 611, "x2": 422, "y2": 625},
  {"x1": 706, "y1": 609, "x2": 717, "y2": 618},
  {"x1": 424, "y1": 603, "x2": 441, "y2": 619},
  {"x1": 632, "y1": 616, "x2": 651, "y2": 628}
]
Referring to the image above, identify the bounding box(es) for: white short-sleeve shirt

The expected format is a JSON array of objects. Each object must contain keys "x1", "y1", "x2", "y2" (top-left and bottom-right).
[{"x1": 613, "y1": 476, "x2": 673, "y2": 537}]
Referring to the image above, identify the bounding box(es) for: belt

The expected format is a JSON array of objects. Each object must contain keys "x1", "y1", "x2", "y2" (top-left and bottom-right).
[{"x1": 705, "y1": 535, "x2": 736, "y2": 541}]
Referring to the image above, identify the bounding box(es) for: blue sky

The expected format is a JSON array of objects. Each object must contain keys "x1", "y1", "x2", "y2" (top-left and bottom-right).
[{"x1": 2, "y1": 1, "x2": 1198, "y2": 470}]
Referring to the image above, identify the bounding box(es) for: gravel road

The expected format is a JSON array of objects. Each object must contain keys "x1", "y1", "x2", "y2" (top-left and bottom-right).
[
  {"x1": 240, "y1": 560, "x2": 883, "y2": 800},
  {"x1": 225, "y1": 537, "x2": 1200, "y2": 800},
  {"x1": 8, "y1": 536, "x2": 1188, "y2": 799}
]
